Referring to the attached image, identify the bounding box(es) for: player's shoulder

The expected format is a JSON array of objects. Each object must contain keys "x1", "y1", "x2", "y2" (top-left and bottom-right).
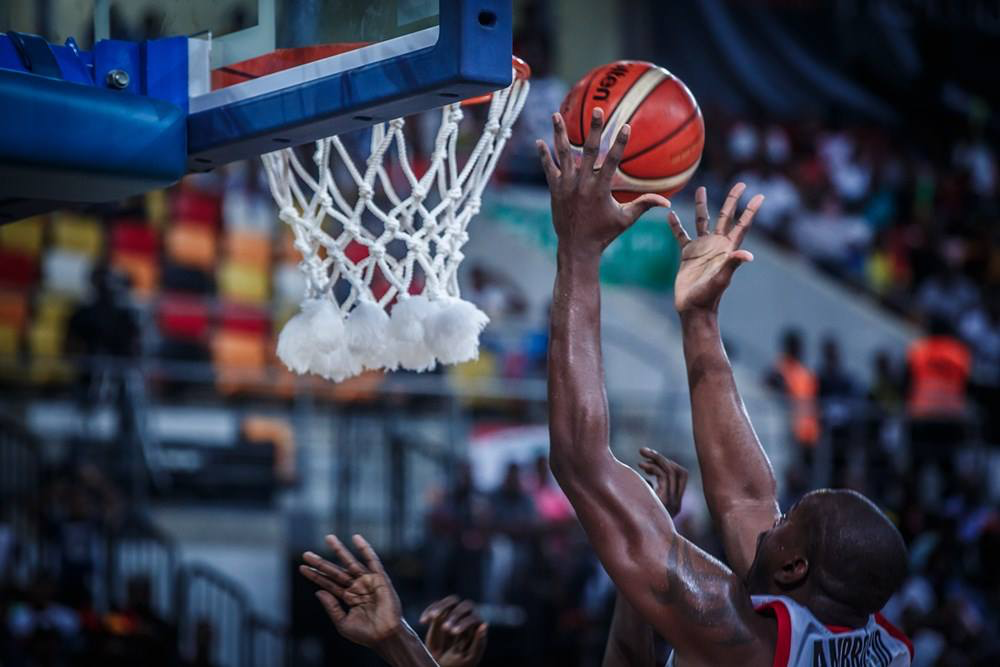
[{"x1": 750, "y1": 595, "x2": 913, "y2": 667}]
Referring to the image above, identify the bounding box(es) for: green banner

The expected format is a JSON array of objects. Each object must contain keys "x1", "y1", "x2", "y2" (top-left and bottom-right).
[{"x1": 482, "y1": 190, "x2": 680, "y2": 290}]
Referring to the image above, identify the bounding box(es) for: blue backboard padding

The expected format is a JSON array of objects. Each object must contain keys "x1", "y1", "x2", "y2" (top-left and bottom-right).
[
  {"x1": 94, "y1": 39, "x2": 140, "y2": 93},
  {"x1": 187, "y1": 0, "x2": 513, "y2": 169},
  {"x1": 0, "y1": 68, "x2": 186, "y2": 203},
  {"x1": 51, "y1": 40, "x2": 94, "y2": 85},
  {"x1": 144, "y1": 37, "x2": 188, "y2": 112},
  {"x1": 0, "y1": 33, "x2": 93, "y2": 85}
]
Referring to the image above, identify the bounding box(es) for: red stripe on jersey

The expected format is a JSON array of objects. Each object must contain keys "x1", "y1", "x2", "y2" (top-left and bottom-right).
[
  {"x1": 755, "y1": 600, "x2": 792, "y2": 667},
  {"x1": 875, "y1": 613, "x2": 915, "y2": 660}
]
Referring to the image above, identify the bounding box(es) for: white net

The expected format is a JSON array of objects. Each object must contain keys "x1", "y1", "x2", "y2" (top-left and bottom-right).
[{"x1": 261, "y1": 67, "x2": 530, "y2": 382}]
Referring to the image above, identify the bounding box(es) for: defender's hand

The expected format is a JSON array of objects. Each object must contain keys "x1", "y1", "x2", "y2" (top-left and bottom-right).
[
  {"x1": 536, "y1": 109, "x2": 670, "y2": 257},
  {"x1": 420, "y1": 596, "x2": 488, "y2": 667},
  {"x1": 638, "y1": 448, "x2": 689, "y2": 518},
  {"x1": 667, "y1": 184, "x2": 764, "y2": 314},
  {"x1": 300, "y1": 534, "x2": 404, "y2": 649}
]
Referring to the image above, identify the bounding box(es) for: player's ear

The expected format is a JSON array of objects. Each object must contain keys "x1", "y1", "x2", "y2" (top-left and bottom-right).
[{"x1": 773, "y1": 556, "x2": 809, "y2": 587}]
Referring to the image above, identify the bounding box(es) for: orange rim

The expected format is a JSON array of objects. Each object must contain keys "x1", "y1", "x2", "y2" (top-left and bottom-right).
[{"x1": 462, "y1": 55, "x2": 532, "y2": 106}]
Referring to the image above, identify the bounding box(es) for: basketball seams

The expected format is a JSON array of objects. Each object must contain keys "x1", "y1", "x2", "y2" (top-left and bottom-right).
[
  {"x1": 601, "y1": 68, "x2": 669, "y2": 161},
  {"x1": 613, "y1": 158, "x2": 701, "y2": 192},
  {"x1": 574, "y1": 67, "x2": 602, "y2": 145},
  {"x1": 620, "y1": 107, "x2": 701, "y2": 167},
  {"x1": 560, "y1": 59, "x2": 704, "y2": 200},
  {"x1": 576, "y1": 62, "x2": 651, "y2": 147}
]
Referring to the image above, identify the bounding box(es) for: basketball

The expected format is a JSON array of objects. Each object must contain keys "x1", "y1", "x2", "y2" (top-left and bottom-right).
[{"x1": 559, "y1": 60, "x2": 704, "y2": 202}]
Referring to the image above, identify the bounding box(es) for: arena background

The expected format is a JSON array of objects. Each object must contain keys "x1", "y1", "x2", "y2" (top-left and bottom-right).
[{"x1": 1, "y1": 1, "x2": 998, "y2": 665}]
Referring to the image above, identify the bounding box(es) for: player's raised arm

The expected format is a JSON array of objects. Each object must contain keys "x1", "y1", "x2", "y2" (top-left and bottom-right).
[
  {"x1": 665, "y1": 185, "x2": 781, "y2": 578},
  {"x1": 537, "y1": 110, "x2": 774, "y2": 664},
  {"x1": 601, "y1": 449, "x2": 684, "y2": 667}
]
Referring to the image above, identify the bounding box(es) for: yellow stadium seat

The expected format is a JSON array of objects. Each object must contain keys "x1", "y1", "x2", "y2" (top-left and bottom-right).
[
  {"x1": 52, "y1": 213, "x2": 103, "y2": 258},
  {"x1": 0, "y1": 324, "x2": 20, "y2": 357},
  {"x1": 35, "y1": 292, "x2": 75, "y2": 325},
  {"x1": 145, "y1": 189, "x2": 169, "y2": 227},
  {"x1": 0, "y1": 216, "x2": 45, "y2": 256},
  {"x1": 218, "y1": 261, "x2": 269, "y2": 304},
  {"x1": 28, "y1": 321, "x2": 64, "y2": 359}
]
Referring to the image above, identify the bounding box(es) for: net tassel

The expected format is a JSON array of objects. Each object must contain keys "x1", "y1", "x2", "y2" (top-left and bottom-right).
[
  {"x1": 276, "y1": 298, "x2": 346, "y2": 375},
  {"x1": 346, "y1": 299, "x2": 391, "y2": 370},
  {"x1": 425, "y1": 297, "x2": 490, "y2": 365},
  {"x1": 388, "y1": 295, "x2": 440, "y2": 372}
]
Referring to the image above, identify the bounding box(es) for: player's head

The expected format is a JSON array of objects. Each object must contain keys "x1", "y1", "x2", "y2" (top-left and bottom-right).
[{"x1": 745, "y1": 489, "x2": 907, "y2": 615}]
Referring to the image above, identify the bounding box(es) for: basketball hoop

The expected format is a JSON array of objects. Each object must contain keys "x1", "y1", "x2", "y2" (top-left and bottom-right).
[{"x1": 261, "y1": 56, "x2": 531, "y2": 382}]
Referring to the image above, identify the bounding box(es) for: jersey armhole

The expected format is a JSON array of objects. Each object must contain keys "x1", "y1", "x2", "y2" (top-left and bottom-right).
[
  {"x1": 754, "y1": 600, "x2": 791, "y2": 667},
  {"x1": 875, "y1": 613, "x2": 915, "y2": 660}
]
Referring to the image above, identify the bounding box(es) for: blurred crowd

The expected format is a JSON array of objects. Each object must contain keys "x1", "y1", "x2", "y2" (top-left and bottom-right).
[
  {"x1": 766, "y1": 322, "x2": 1000, "y2": 666},
  {"x1": 699, "y1": 118, "x2": 998, "y2": 332}
]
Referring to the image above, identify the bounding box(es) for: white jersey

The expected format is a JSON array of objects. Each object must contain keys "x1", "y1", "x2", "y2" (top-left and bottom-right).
[{"x1": 664, "y1": 595, "x2": 913, "y2": 667}]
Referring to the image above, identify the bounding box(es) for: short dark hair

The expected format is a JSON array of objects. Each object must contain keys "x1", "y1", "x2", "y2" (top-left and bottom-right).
[{"x1": 803, "y1": 490, "x2": 907, "y2": 614}]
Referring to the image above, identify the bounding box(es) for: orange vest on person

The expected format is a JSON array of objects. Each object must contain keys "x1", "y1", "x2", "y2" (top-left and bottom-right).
[
  {"x1": 778, "y1": 357, "x2": 820, "y2": 446},
  {"x1": 907, "y1": 336, "x2": 971, "y2": 419}
]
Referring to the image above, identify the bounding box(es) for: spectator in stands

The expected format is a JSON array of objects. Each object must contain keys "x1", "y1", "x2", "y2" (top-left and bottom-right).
[
  {"x1": 959, "y1": 293, "x2": 1000, "y2": 444},
  {"x1": 817, "y1": 336, "x2": 859, "y2": 485},
  {"x1": 65, "y1": 266, "x2": 140, "y2": 389},
  {"x1": 765, "y1": 328, "x2": 820, "y2": 470},
  {"x1": 914, "y1": 252, "x2": 980, "y2": 325},
  {"x1": 905, "y1": 317, "x2": 972, "y2": 495},
  {"x1": 425, "y1": 462, "x2": 489, "y2": 600},
  {"x1": 6, "y1": 574, "x2": 81, "y2": 666},
  {"x1": 43, "y1": 463, "x2": 121, "y2": 609},
  {"x1": 484, "y1": 462, "x2": 539, "y2": 604}
]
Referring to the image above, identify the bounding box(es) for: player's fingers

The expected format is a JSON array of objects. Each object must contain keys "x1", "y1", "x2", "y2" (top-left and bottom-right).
[
  {"x1": 729, "y1": 193, "x2": 764, "y2": 246},
  {"x1": 445, "y1": 610, "x2": 480, "y2": 639},
  {"x1": 325, "y1": 534, "x2": 365, "y2": 576},
  {"x1": 666, "y1": 211, "x2": 691, "y2": 247},
  {"x1": 621, "y1": 193, "x2": 670, "y2": 225},
  {"x1": 536, "y1": 140, "x2": 561, "y2": 188},
  {"x1": 316, "y1": 590, "x2": 348, "y2": 625},
  {"x1": 694, "y1": 186, "x2": 710, "y2": 236},
  {"x1": 639, "y1": 447, "x2": 673, "y2": 473},
  {"x1": 715, "y1": 182, "x2": 747, "y2": 234},
  {"x1": 298, "y1": 565, "x2": 348, "y2": 596},
  {"x1": 442, "y1": 600, "x2": 475, "y2": 633},
  {"x1": 420, "y1": 595, "x2": 461, "y2": 626},
  {"x1": 715, "y1": 250, "x2": 755, "y2": 287},
  {"x1": 352, "y1": 534, "x2": 387, "y2": 577},
  {"x1": 580, "y1": 107, "x2": 605, "y2": 174},
  {"x1": 552, "y1": 113, "x2": 573, "y2": 173},
  {"x1": 676, "y1": 466, "x2": 689, "y2": 497},
  {"x1": 598, "y1": 123, "x2": 629, "y2": 185},
  {"x1": 302, "y1": 552, "x2": 353, "y2": 586},
  {"x1": 470, "y1": 624, "x2": 488, "y2": 662}
]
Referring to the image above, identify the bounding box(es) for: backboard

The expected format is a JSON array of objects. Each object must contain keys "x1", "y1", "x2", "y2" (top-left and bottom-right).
[{"x1": 0, "y1": 0, "x2": 514, "y2": 221}]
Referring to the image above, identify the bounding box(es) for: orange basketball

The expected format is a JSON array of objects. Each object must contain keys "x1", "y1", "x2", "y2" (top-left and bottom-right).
[{"x1": 560, "y1": 60, "x2": 704, "y2": 202}]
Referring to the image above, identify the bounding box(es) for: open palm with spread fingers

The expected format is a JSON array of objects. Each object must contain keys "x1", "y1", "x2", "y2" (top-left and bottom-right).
[
  {"x1": 667, "y1": 184, "x2": 764, "y2": 313},
  {"x1": 300, "y1": 534, "x2": 403, "y2": 648},
  {"x1": 536, "y1": 108, "x2": 671, "y2": 256}
]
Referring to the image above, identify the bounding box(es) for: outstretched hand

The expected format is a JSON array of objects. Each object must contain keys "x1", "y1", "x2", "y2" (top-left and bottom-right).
[
  {"x1": 638, "y1": 448, "x2": 689, "y2": 518},
  {"x1": 667, "y1": 184, "x2": 764, "y2": 314},
  {"x1": 420, "y1": 596, "x2": 488, "y2": 667},
  {"x1": 536, "y1": 109, "x2": 670, "y2": 256},
  {"x1": 300, "y1": 534, "x2": 403, "y2": 649}
]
